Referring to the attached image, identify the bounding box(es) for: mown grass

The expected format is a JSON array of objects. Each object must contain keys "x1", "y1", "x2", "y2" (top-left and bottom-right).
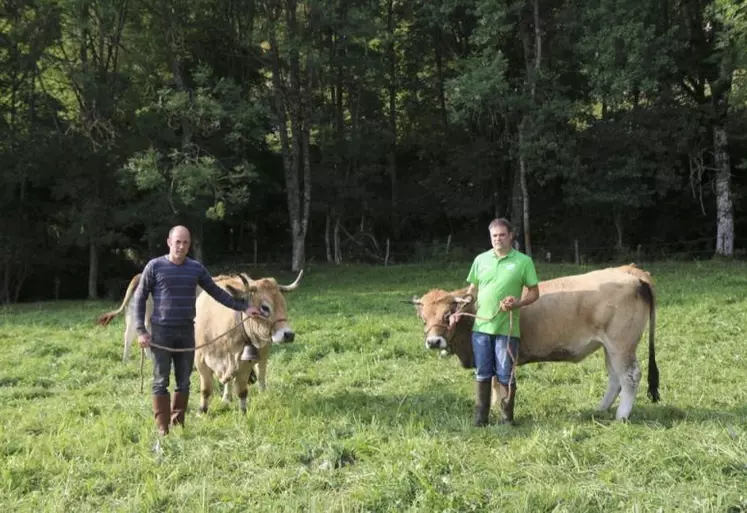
[{"x1": 1, "y1": 260, "x2": 746, "y2": 512}]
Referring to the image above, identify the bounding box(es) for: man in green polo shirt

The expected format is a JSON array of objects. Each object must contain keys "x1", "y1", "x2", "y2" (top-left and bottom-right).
[{"x1": 465, "y1": 218, "x2": 539, "y2": 426}]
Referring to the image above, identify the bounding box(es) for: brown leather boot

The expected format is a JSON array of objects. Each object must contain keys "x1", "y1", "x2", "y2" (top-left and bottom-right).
[
  {"x1": 498, "y1": 383, "x2": 516, "y2": 425},
  {"x1": 473, "y1": 380, "x2": 492, "y2": 427},
  {"x1": 171, "y1": 392, "x2": 189, "y2": 427},
  {"x1": 152, "y1": 394, "x2": 171, "y2": 435}
]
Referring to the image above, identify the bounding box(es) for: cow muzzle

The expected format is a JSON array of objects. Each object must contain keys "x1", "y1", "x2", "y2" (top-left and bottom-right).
[
  {"x1": 272, "y1": 327, "x2": 295, "y2": 344},
  {"x1": 425, "y1": 336, "x2": 447, "y2": 350}
]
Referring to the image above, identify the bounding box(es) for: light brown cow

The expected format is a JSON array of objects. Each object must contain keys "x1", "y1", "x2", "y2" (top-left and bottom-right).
[
  {"x1": 195, "y1": 271, "x2": 302, "y2": 414},
  {"x1": 96, "y1": 273, "x2": 245, "y2": 361},
  {"x1": 96, "y1": 271, "x2": 302, "y2": 406},
  {"x1": 96, "y1": 273, "x2": 148, "y2": 361},
  {"x1": 411, "y1": 264, "x2": 659, "y2": 421}
]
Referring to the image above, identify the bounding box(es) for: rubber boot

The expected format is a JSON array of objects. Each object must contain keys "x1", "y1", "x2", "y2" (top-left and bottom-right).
[
  {"x1": 473, "y1": 380, "x2": 492, "y2": 427},
  {"x1": 153, "y1": 394, "x2": 171, "y2": 436},
  {"x1": 171, "y1": 391, "x2": 189, "y2": 427},
  {"x1": 498, "y1": 383, "x2": 516, "y2": 425}
]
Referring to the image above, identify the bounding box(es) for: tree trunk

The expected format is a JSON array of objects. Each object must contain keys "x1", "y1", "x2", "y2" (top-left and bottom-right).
[
  {"x1": 88, "y1": 238, "x2": 98, "y2": 299},
  {"x1": 510, "y1": 165, "x2": 523, "y2": 246},
  {"x1": 386, "y1": 0, "x2": 398, "y2": 238},
  {"x1": 267, "y1": 0, "x2": 309, "y2": 272},
  {"x1": 325, "y1": 213, "x2": 333, "y2": 263},
  {"x1": 192, "y1": 221, "x2": 204, "y2": 262},
  {"x1": 613, "y1": 208, "x2": 624, "y2": 251},
  {"x1": 13, "y1": 263, "x2": 29, "y2": 304},
  {"x1": 518, "y1": 119, "x2": 532, "y2": 257},
  {"x1": 434, "y1": 27, "x2": 448, "y2": 131},
  {"x1": 297, "y1": 49, "x2": 313, "y2": 272},
  {"x1": 515, "y1": 0, "x2": 541, "y2": 258},
  {"x1": 334, "y1": 217, "x2": 342, "y2": 264},
  {"x1": 251, "y1": 223, "x2": 258, "y2": 265},
  {"x1": 713, "y1": 124, "x2": 734, "y2": 256},
  {"x1": 1, "y1": 259, "x2": 10, "y2": 305}
]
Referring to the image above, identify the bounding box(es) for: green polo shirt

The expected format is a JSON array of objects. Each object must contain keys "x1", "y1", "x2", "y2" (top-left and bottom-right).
[{"x1": 466, "y1": 248, "x2": 539, "y2": 337}]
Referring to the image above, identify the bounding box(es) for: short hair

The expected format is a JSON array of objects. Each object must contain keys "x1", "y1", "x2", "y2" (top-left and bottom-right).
[{"x1": 488, "y1": 218, "x2": 514, "y2": 233}]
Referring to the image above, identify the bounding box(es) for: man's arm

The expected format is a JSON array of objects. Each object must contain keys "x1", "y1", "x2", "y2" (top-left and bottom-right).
[
  {"x1": 465, "y1": 283, "x2": 478, "y2": 301},
  {"x1": 134, "y1": 263, "x2": 154, "y2": 348},
  {"x1": 198, "y1": 269, "x2": 249, "y2": 312},
  {"x1": 501, "y1": 256, "x2": 540, "y2": 310},
  {"x1": 500, "y1": 286, "x2": 539, "y2": 311},
  {"x1": 518, "y1": 285, "x2": 539, "y2": 308}
]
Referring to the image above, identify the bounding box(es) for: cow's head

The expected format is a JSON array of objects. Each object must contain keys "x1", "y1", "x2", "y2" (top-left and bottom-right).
[
  {"x1": 409, "y1": 288, "x2": 473, "y2": 351},
  {"x1": 225, "y1": 270, "x2": 303, "y2": 345}
]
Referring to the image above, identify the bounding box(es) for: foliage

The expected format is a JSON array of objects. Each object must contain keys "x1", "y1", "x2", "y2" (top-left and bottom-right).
[{"x1": 2, "y1": 0, "x2": 747, "y2": 299}]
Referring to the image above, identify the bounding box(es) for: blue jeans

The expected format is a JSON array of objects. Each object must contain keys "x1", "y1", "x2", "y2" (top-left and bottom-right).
[
  {"x1": 151, "y1": 324, "x2": 195, "y2": 396},
  {"x1": 471, "y1": 331, "x2": 519, "y2": 385}
]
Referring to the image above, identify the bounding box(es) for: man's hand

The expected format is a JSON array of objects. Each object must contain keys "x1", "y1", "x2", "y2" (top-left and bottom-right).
[
  {"x1": 138, "y1": 333, "x2": 151, "y2": 348},
  {"x1": 500, "y1": 296, "x2": 521, "y2": 311}
]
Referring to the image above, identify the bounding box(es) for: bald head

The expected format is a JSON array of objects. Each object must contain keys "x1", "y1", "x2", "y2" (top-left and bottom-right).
[
  {"x1": 167, "y1": 225, "x2": 191, "y2": 264},
  {"x1": 169, "y1": 225, "x2": 191, "y2": 239}
]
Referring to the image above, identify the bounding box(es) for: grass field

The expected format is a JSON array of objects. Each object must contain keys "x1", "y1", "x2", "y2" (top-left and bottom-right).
[{"x1": 1, "y1": 260, "x2": 746, "y2": 512}]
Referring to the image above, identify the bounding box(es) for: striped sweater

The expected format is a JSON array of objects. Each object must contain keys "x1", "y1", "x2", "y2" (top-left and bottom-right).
[{"x1": 134, "y1": 256, "x2": 247, "y2": 334}]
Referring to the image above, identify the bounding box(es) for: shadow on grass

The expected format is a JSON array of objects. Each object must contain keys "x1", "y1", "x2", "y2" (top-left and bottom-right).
[
  {"x1": 286, "y1": 385, "x2": 747, "y2": 433},
  {"x1": 286, "y1": 386, "x2": 526, "y2": 434},
  {"x1": 576, "y1": 402, "x2": 747, "y2": 427}
]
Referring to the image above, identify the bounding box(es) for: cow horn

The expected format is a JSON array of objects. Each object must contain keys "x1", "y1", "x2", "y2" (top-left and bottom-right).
[
  {"x1": 278, "y1": 270, "x2": 304, "y2": 292},
  {"x1": 238, "y1": 273, "x2": 257, "y2": 292},
  {"x1": 238, "y1": 273, "x2": 250, "y2": 287}
]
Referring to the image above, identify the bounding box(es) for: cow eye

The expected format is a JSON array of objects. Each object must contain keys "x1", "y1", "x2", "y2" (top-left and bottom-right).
[{"x1": 260, "y1": 304, "x2": 271, "y2": 316}]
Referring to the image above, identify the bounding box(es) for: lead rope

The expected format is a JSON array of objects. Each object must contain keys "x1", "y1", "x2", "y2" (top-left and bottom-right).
[{"x1": 138, "y1": 313, "x2": 270, "y2": 393}]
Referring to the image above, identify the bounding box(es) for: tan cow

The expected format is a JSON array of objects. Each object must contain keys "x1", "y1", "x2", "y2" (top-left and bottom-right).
[
  {"x1": 194, "y1": 272, "x2": 302, "y2": 414},
  {"x1": 411, "y1": 264, "x2": 659, "y2": 421},
  {"x1": 96, "y1": 273, "x2": 148, "y2": 361},
  {"x1": 96, "y1": 271, "x2": 302, "y2": 405}
]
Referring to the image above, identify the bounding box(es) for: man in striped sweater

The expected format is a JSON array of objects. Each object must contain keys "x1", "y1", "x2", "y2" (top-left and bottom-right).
[{"x1": 134, "y1": 225, "x2": 260, "y2": 436}]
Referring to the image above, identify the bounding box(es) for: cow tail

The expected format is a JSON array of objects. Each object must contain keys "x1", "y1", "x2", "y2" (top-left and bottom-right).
[
  {"x1": 95, "y1": 275, "x2": 141, "y2": 326},
  {"x1": 640, "y1": 281, "x2": 660, "y2": 403}
]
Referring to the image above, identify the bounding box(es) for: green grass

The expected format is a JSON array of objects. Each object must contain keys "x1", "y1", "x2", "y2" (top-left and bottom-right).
[{"x1": 1, "y1": 260, "x2": 746, "y2": 512}]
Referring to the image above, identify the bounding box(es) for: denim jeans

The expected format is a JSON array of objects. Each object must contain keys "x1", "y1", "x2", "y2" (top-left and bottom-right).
[
  {"x1": 151, "y1": 324, "x2": 195, "y2": 396},
  {"x1": 471, "y1": 331, "x2": 519, "y2": 385}
]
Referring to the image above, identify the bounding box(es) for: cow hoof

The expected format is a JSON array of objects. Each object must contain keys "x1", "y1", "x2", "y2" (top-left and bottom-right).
[{"x1": 199, "y1": 406, "x2": 208, "y2": 414}]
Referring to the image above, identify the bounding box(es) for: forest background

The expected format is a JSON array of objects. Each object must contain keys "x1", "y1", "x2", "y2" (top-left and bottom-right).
[{"x1": 2, "y1": 0, "x2": 747, "y2": 302}]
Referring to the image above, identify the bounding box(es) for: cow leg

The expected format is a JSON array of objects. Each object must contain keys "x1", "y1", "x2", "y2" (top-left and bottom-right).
[
  {"x1": 237, "y1": 387, "x2": 248, "y2": 414},
  {"x1": 123, "y1": 318, "x2": 137, "y2": 362},
  {"x1": 196, "y1": 357, "x2": 213, "y2": 414},
  {"x1": 233, "y1": 367, "x2": 252, "y2": 413},
  {"x1": 222, "y1": 382, "x2": 233, "y2": 403},
  {"x1": 490, "y1": 377, "x2": 501, "y2": 406},
  {"x1": 256, "y1": 361, "x2": 267, "y2": 392},
  {"x1": 597, "y1": 349, "x2": 622, "y2": 411},
  {"x1": 611, "y1": 353, "x2": 641, "y2": 421}
]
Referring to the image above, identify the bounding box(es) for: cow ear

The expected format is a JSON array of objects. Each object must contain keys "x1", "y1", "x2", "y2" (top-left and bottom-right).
[
  {"x1": 409, "y1": 296, "x2": 424, "y2": 317},
  {"x1": 453, "y1": 295, "x2": 473, "y2": 305}
]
